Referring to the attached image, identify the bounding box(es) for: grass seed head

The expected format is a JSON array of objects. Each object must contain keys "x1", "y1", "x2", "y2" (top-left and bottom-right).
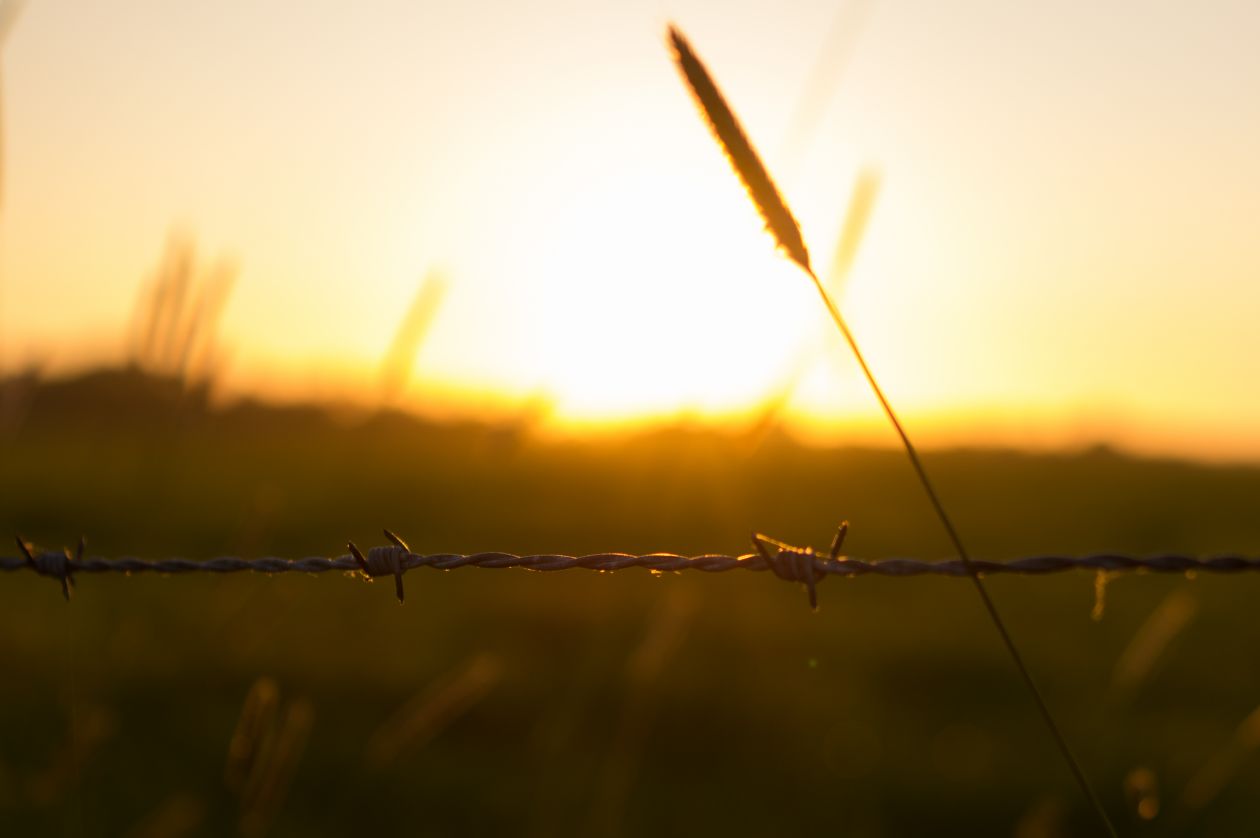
[{"x1": 668, "y1": 25, "x2": 811, "y2": 275}]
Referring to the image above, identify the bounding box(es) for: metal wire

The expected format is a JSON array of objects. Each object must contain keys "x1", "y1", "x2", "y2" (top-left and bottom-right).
[
  {"x1": 7, "y1": 539, "x2": 1260, "y2": 609},
  {"x1": 6, "y1": 550, "x2": 1260, "y2": 577}
]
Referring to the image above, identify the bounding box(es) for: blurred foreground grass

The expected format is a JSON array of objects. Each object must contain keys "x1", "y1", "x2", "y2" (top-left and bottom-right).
[{"x1": 2, "y1": 371, "x2": 1259, "y2": 836}]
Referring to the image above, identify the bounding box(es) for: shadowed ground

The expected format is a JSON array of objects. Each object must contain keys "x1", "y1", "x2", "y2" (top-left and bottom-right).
[{"x1": 2, "y1": 371, "x2": 1259, "y2": 836}]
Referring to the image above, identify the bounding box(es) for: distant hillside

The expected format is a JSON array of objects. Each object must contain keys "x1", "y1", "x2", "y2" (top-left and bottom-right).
[{"x1": 4, "y1": 367, "x2": 1259, "y2": 561}]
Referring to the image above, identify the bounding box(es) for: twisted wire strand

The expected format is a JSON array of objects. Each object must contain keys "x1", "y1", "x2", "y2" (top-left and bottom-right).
[{"x1": 5, "y1": 551, "x2": 1260, "y2": 577}]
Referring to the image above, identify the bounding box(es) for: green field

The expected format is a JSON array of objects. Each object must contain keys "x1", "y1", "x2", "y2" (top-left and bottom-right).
[{"x1": 3, "y1": 371, "x2": 1259, "y2": 836}]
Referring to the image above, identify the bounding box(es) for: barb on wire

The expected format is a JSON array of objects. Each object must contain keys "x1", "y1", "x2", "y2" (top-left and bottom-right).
[
  {"x1": 14, "y1": 534, "x2": 82, "y2": 600},
  {"x1": 752, "y1": 521, "x2": 850, "y2": 610},
  {"x1": 348, "y1": 528, "x2": 410, "y2": 604},
  {"x1": 5, "y1": 532, "x2": 1260, "y2": 603}
]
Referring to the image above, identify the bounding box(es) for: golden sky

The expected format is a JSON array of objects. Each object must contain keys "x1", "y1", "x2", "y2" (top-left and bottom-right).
[{"x1": 2, "y1": 1, "x2": 1259, "y2": 458}]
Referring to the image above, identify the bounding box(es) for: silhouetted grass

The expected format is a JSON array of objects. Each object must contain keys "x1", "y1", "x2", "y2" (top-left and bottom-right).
[{"x1": 668, "y1": 23, "x2": 1115, "y2": 830}]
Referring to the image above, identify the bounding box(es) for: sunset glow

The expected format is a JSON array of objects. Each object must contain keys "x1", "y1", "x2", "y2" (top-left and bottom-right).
[{"x1": 3, "y1": 1, "x2": 1260, "y2": 458}]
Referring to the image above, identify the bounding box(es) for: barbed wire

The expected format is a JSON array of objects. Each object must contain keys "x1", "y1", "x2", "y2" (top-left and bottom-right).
[{"x1": 6, "y1": 534, "x2": 1260, "y2": 604}]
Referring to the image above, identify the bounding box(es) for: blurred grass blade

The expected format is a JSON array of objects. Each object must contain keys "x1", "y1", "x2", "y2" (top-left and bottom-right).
[
  {"x1": 1181, "y1": 704, "x2": 1260, "y2": 810},
  {"x1": 743, "y1": 170, "x2": 879, "y2": 449},
  {"x1": 827, "y1": 169, "x2": 880, "y2": 290},
  {"x1": 780, "y1": 0, "x2": 875, "y2": 169},
  {"x1": 1110, "y1": 590, "x2": 1197, "y2": 700},
  {"x1": 0, "y1": 0, "x2": 27, "y2": 213},
  {"x1": 226, "y1": 677, "x2": 280, "y2": 793},
  {"x1": 365, "y1": 653, "x2": 502, "y2": 769},
  {"x1": 380, "y1": 270, "x2": 448, "y2": 402}
]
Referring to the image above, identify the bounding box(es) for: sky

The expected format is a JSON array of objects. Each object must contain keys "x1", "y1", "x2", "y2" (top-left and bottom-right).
[{"x1": 2, "y1": 0, "x2": 1259, "y2": 458}]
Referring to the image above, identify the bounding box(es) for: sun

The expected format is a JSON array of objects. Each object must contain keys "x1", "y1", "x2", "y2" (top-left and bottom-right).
[{"x1": 521, "y1": 160, "x2": 824, "y2": 426}]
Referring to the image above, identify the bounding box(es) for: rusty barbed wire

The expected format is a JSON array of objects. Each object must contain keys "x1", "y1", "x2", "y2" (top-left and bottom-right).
[
  {"x1": 6, "y1": 535, "x2": 1260, "y2": 604},
  {"x1": 6, "y1": 549, "x2": 1260, "y2": 577}
]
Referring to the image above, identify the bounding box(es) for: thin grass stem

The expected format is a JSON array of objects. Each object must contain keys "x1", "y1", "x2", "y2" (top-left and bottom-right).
[
  {"x1": 804, "y1": 267, "x2": 1117, "y2": 837},
  {"x1": 668, "y1": 25, "x2": 1116, "y2": 831}
]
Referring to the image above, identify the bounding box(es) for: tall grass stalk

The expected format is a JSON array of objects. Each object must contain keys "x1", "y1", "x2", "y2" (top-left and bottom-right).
[{"x1": 668, "y1": 25, "x2": 1116, "y2": 835}]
